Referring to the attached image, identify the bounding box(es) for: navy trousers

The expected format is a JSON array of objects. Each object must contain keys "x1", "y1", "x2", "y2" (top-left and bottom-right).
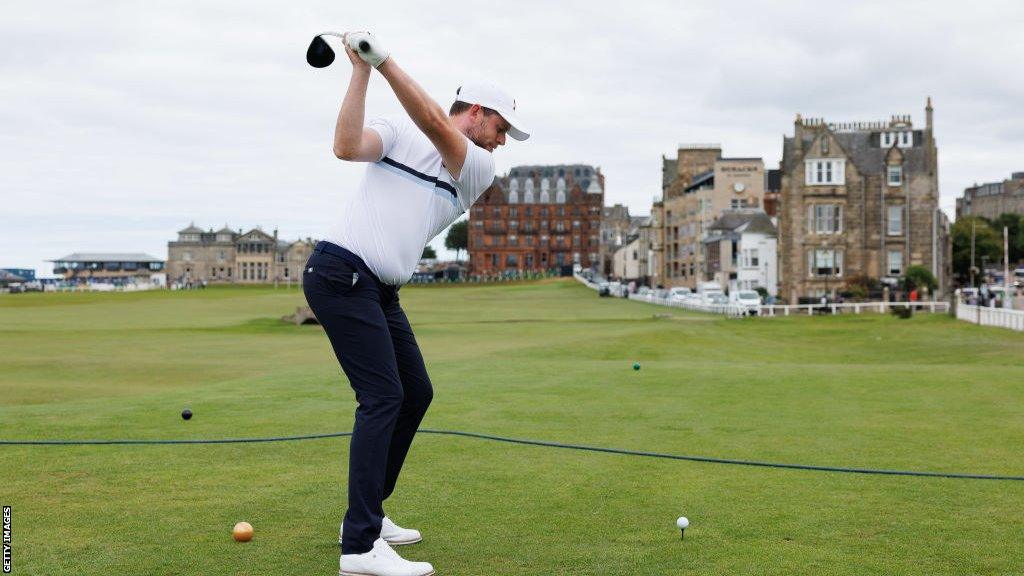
[{"x1": 303, "y1": 242, "x2": 433, "y2": 555}]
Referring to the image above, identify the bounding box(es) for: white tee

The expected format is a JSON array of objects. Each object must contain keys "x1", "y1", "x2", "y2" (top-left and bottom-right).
[{"x1": 327, "y1": 116, "x2": 495, "y2": 285}]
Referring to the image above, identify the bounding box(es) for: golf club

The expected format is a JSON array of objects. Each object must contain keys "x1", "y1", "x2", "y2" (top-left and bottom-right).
[
  {"x1": 306, "y1": 31, "x2": 378, "y2": 68},
  {"x1": 306, "y1": 31, "x2": 344, "y2": 68}
]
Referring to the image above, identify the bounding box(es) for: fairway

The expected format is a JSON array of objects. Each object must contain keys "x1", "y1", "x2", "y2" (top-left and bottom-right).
[{"x1": 2, "y1": 280, "x2": 1023, "y2": 575}]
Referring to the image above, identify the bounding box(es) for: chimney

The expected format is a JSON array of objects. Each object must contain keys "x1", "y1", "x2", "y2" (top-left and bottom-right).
[{"x1": 794, "y1": 113, "x2": 804, "y2": 153}]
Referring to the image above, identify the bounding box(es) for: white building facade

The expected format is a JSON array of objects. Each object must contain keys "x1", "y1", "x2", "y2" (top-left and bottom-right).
[
  {"x1": 736, "y1": 227, "x2": 778, "y2": 296},
  {"x1": 702, "y1": 210, "x2": 778, "y2": 296}
]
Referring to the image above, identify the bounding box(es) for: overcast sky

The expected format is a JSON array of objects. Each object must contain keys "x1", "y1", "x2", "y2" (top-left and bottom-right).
[{"x1": 2, "y1": 1, "x2": 1022, "y2": 275}]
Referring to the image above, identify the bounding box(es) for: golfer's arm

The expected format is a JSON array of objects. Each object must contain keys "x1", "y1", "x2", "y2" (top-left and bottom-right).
[
  {"x1": 376, "y1": 58, "x2": 467, "y2": 178},
  {"x1": 333, "y1": 67, "x2": 383, "y2": 162}
]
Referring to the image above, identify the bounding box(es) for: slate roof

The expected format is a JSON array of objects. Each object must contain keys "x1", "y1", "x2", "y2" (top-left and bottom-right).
[
  {"x1": 683, "y1": 170, "x2": 715, "y2": 193},
  {"x1": 782, "y1": 129, "x2": 926, "y2": 176},
  {"x1": 50, "y1": 253, "x2": 164, "y2": 263},
  {"x1": 603, "y1": 204, "x2": 630, "y2": 220},
  {"x1": 705, "y1": 210, "x2": 777, "y2": 238}
]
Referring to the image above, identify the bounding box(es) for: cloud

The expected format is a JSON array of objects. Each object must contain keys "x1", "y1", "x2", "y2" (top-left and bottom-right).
[{"x1": 1, "y1": 0, "x2": 1022, "y2": 275}]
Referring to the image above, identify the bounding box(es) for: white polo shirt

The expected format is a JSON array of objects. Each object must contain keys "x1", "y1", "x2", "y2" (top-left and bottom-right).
[{"x1": 328, "y1": 116, "x2": 495, "y2": 285}]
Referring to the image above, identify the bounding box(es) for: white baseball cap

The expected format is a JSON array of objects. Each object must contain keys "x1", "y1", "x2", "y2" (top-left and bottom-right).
[{"x1": 454, "y1": 82, "x2": 530, "y2": 141}]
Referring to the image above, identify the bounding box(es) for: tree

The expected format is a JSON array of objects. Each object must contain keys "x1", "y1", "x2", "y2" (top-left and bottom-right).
[
  {"x1": 991, "y1": 213, "x2": 1024, "y2": 265},
  {"x1": 421, "y1": 245, "x2": 436, "y2": 259},
  {"x1": 445, "y1": 219, "x2": 468, "y2": 262},
  {"x1": 950, "y1": 216, "x2": 1001, "y2": 284},
  {"x1": 903, "y1": 265, "x2": 937, "y2": 293}
]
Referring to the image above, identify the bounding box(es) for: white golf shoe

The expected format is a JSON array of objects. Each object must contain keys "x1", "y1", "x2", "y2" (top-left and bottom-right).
[
  {"x1": 339, "y1": 538, "x2": 434, "y2": 576},
  {"x1": 340, "y1": 516, "x2": 423, "y2": 546}
]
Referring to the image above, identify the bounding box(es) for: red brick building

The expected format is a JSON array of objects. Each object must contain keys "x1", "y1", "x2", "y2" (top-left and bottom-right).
[{"x1": 469, "y1": 164, "x2": 604, "y2": 274}]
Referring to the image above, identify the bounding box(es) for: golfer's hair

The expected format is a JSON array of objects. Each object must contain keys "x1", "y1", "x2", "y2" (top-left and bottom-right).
[{"x1": 449, "y1": 101, "x2": 498, "y2": 116}]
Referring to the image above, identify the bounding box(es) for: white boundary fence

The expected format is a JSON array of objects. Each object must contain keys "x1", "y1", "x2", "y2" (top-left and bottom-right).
[
  {"x1": 574, "y1": 273, "x2": 950, "y2": 318},
  {"x1": 956, "y1": 303, "x2": 1024, "y2": 332},
  {"x1": 759, "y1": 301, "x2": 948, "y2": 316},
  {"x1": 627, "y1": 292, "x2": 748, "y2": 317}
]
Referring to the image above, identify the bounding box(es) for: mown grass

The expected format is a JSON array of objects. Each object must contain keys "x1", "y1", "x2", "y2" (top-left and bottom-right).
[{"x1": 1, "y1": 280, "x2": 1022, "y2": 575}]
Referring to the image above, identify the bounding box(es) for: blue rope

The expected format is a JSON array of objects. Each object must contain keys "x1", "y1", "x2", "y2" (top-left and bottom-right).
[{"x1": 2, "y1": 428, "x2": 1021, "y2": 482}]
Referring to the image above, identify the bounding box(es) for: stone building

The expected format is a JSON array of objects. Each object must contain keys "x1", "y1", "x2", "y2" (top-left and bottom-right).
[
  {"x1": 778, "y1": 99, "x2": 951, "y2": 302},
  {"x1": 467, "y1": 164, "x2": 604, "y2": 274},
  {"x1": 600, "y1": 204, "x2": 633, "y2": 276},
  {"x1": 612, "y1": 236, "x2": 642, "y2": 281},
  {"x1": 639, "y1": 202, "x2": 664, "y2": 287},
  {"x1": 609, "y1": 215, "x2": 649, "y2": 282},
  {"x1": 955, "y1": 172, "x2": 1024, "y2": 221},
  {"x1": 660, "y1": 146, "x2": 766, "y2": 289},
  {"x1": 166, "y1": 224, "x2": 315, "y2": 285},
  {"x1": 764, "y1": 169, "x2": 782, "y2": 217}
]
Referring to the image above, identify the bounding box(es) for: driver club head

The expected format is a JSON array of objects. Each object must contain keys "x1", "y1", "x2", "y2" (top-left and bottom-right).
[{"x1": 306, "y1": 35, "x2": 335, "y2": 68}]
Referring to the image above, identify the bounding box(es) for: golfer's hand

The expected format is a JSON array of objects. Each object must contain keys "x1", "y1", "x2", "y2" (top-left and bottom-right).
[
  {"x1": 342, "y1": 32, "x2": 371, "y2": 72},
  {"x1": 345, "y1": 31, "x2": 390, "y2": 68}
]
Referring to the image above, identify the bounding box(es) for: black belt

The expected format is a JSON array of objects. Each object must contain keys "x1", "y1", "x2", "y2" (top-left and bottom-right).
[{"x1": 312, "y1": 241, "x2": 390, "y2": 288}]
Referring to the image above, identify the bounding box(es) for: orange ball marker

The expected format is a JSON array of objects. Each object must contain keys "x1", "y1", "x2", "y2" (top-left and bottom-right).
[{"x1": 233, "y1": 521, "x2": 254, "y2": 542}]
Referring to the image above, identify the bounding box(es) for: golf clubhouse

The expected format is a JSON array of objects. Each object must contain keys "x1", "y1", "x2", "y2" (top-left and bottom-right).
[{"x1": 49, "y1": 253, "x2": 165, "y2": 284}]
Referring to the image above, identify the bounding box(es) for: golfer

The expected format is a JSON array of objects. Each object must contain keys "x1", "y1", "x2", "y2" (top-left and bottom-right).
[{"x1": 303, "y1": 32, "x2": 528, "y2": 576}]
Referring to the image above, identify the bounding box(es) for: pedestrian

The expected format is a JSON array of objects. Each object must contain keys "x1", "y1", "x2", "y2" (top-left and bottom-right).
[{"x1": 303, "y1": 32, "x2": 528, "y2": 576}]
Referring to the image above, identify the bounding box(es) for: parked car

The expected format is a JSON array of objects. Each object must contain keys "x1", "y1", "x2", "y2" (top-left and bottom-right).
[
  {"x1": 608, "y1": 281, "x2": 628, "y2": 297},
  {"x1": 668, "y1": 286, "x2": 692, "y2": 302},
  {"x1": 598, "y1": 281, "x2": 611, "y2": 297},
  {"x1": 730, "y1": 290, "x2": 763, "y2": 315},
  {"x1": 636, "y1": 286, "x2": 652, "y2": 297},
  {"x1": 703, "y1": 293, "x2": 728, "y2": 306}
]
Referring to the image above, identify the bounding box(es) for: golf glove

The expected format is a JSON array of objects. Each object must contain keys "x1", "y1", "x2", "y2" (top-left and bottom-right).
[{"x1": 346, "y1": 31, "x2": 390, "y2": 68}]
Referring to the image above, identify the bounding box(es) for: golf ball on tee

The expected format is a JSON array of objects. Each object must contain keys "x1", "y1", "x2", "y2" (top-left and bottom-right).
[{"x1": 676, "y1": 517, "x2": 689, "y2": 529}]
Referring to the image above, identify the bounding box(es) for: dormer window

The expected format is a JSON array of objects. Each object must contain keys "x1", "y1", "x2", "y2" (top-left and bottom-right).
[
  {"x1": 881, "y1": 131, "x2": 913, "y2": 148},
  {"x1": 804, "y1": 159, "x2": 845, "y2": 185}
]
